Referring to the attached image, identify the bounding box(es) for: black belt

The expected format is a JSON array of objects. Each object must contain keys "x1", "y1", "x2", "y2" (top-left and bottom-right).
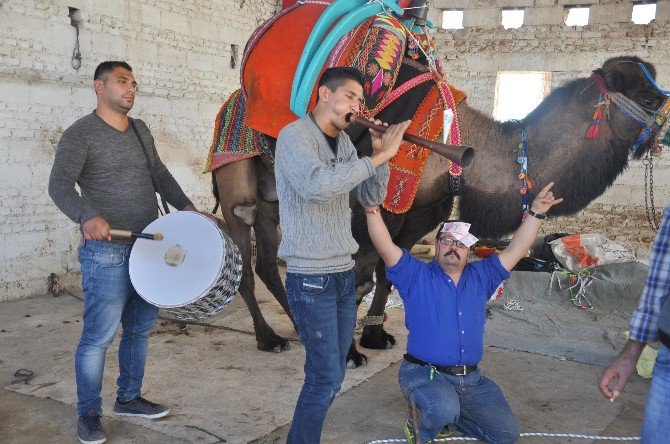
[{"x1": 404, "y1": 353, "x2": 477, "y2": 376}]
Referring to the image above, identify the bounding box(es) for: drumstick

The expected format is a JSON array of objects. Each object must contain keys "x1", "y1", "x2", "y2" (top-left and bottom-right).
[{"x1": 109, "y1": 229, "x2": 164, "y2": 241}]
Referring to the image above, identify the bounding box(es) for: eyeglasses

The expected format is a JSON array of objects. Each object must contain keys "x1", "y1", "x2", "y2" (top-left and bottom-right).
[{"x1": 437, "y1": 237, "x2": 467, "y2": 249}]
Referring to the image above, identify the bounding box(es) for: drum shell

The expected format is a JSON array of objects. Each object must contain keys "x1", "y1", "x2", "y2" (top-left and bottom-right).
[{"x1": 129, "y1": 212, "x2": 242, "y2": 321}]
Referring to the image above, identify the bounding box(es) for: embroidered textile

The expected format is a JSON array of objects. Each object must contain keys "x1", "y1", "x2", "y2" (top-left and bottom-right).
[{"x1": 203, "y1": 89, "x2": 261, "y2": 173}]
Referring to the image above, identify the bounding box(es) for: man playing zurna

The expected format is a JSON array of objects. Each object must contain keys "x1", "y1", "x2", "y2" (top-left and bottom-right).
[
  {"x1": 365, "y1": 182, "x2": 563, "y2": 443},
  {"x1": 275, "y1": 66, "x2": 410, "y2": 443}
]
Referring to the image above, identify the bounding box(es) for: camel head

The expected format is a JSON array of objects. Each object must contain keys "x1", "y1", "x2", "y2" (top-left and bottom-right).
[
  {"x1": 457, "y1": 56, "x2": 668, "y2": 238},
  {"x1": 596, "y1": 56, "x2": 667, "y2": 158}
]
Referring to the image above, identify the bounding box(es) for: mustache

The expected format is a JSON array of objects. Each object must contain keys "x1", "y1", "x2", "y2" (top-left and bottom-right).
[{"x1": 443, "y1": 251, "x2": 460, "y2": 260}]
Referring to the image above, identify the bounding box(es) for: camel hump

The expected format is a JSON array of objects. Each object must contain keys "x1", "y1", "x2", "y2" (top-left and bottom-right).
[
  {"x1": 243, "y1": 2, "x2": 330, "y2": 138},
  {"x1": 242, "y1": 2, "x2": 408, "y2": 138}
]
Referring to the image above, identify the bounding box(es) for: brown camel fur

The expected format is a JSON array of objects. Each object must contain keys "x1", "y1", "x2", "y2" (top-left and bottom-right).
[{"x1": 213, "y1": 56, "x2": 666, "y2": 364}]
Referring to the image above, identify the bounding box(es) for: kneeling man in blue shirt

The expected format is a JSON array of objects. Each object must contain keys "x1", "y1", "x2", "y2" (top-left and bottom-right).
[{"x1": 365, "y1": 182, "x2": 563, "y2": 444}]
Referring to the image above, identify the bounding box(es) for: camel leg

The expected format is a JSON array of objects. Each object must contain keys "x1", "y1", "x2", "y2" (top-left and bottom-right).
[
  {"x1": 214, "y1": 160, "x2": 288, "y2": 352},
  {"x1": 359, "y1": 259, "x2": 397, "y2": 350},
  {"x1": 342, "y1": 245, "x2": 381, "y2": 368},
  {"x1": 254, "y1": 196, "x2": 298, "y2": 335}
]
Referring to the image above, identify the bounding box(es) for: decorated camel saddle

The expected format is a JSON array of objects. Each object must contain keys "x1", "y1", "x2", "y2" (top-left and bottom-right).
[{"x1": 203, "y1": 0, "x2": 467, "y2": 213}]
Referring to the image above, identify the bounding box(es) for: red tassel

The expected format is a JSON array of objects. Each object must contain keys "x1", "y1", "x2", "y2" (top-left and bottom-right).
[{"x1": 586, "y1": 106, "x2": 602, "y2": 139}]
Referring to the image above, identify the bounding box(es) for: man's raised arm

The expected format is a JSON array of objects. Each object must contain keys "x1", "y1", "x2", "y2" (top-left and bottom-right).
[
  {"x1": 499, "y1": 182, "x2": 563, "y2": 272},
  {"x1": 364, "y1": 206, "x2": 403, "y2": 267}
]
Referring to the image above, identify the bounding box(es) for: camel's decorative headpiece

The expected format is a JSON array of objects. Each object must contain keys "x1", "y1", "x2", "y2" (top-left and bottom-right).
[{"x1": 587, "y1": 63, "x2": 670, "y2": 153}]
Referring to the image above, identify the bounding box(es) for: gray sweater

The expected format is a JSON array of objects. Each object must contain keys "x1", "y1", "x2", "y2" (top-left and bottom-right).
[
  {"x1": 48, "y1": 112, "x2": 191, "y2": 244},
  {"x1": 275, "y1": 114, "x2": 390, "y2": 274}
]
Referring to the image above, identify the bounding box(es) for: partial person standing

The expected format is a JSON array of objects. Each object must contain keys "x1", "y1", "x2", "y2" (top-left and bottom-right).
[
  {"x1": 275, "y1": 66, "x2": 410, "y2": 443},
  {"x1": 49, "y1": 61, "x2": 212, "y2": 444},
  {"x1": 598, "y1": 203, "x2": 670, "y2": 444}
]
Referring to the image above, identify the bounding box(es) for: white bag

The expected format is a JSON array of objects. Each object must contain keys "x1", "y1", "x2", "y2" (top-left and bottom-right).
[{"x1": 549, "y1": 233, "x2": 635, "y2": 271}]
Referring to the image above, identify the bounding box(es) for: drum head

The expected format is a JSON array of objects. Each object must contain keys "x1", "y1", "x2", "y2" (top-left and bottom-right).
[{"x1": 129, "y1": 212, "x2": 226, "y2": 308}]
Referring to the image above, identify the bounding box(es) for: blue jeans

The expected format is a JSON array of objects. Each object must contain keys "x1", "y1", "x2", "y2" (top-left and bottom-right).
[
  {"x1": 398, "y1": 360, "x2": 520, "y2": 443},
  {"x1": 75, "y1": 240, "x2": 158, "y2": 416},
  {"x1": 285, "y1": 270, "x2": 357, "y2": 444},
  {"x1": 642, "y1": 345, "x2": 670, "y2": 443}
]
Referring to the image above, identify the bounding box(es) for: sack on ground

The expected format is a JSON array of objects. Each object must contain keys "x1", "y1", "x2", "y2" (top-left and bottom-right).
[{"x1": 549, "y1": 233, "x2": 635, "y2": 271}]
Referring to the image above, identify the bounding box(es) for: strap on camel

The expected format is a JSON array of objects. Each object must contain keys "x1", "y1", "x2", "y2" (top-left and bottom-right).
[{"x1": 591, "y1": 70, "x2": 670, "y2": 153}]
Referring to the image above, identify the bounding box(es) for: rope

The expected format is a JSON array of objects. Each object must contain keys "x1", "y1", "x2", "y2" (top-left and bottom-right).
[
  {"x1": 502, "y1": 299, "x2": 523, "y2": 311},
  {"x1": 639, "y1": 62, "x2": 670, "y2": 96},
  {"x1": 643, "y1": 151, "x2": 660, "y2": 231},
  {"x1": 12, "y1": 369, "x2": 34, "y2": 384},
  {"x1": 366, "y1": 432, "x2": 641, "y2": 443},
  {"x1": 61, "y1": 287, "x2": 300, "y2": 342},
  {"x1": 549, "y1": 268, "x2": 595, "y2": 310}
]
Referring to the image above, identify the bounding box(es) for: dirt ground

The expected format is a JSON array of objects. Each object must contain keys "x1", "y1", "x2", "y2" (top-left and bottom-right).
[{"x1": 0, "y1": 267, "x2": 651, "y2": 444}]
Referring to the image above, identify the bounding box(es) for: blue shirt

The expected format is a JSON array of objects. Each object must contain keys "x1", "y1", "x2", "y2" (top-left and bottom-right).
[
  {"x1": 630, "y1": 204, "x2": 670, "y2": 343},
  {"x1": 386, "y1": 250, "x2": 510, "y2": 366}
]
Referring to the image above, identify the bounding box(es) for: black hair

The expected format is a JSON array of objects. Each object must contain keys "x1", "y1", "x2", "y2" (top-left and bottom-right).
[
  {"x1": 318, "y1": 67, "x2": 365, "y2": 92},
  {"x1": 94, "y1": 61, "x2": 133, "y2": 81}
]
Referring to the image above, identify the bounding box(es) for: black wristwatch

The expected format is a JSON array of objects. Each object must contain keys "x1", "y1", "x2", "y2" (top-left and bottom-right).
[{"x1": 527, "y1": 209, "x2": 546, "y2": 220}]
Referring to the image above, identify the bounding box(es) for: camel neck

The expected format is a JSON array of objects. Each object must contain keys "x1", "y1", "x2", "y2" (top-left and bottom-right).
[{"x1": 456, "y1": 78, "x2": 639, "y2": 238}]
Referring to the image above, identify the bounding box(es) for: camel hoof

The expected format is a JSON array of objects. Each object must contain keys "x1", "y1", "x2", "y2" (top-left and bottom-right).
[
  {"x1": 360, "y1": 328, "x2": 396, "y2": 350},
  {"x1": 257, "y1": 334, "x2": 290, "y2": 353},
  {"x1": 346, "y1": 350, "x2": 368, "y2": 369}
]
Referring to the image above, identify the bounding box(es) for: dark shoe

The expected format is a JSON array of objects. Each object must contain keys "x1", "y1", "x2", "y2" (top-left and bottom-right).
[
  {"x1": 437, "y1": 424, "x2": 454, "y2": 438},
  {"x1": 77, "y1": 411, "x2": 106, "y2": 444},
  {"x1": 113, "y1": 396, "x2": 169, "y2": 419}
]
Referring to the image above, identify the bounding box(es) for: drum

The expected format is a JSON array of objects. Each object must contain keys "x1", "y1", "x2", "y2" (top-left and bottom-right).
[{"x1": 129, "y1": 211, "x2": 242, "y2": 320}]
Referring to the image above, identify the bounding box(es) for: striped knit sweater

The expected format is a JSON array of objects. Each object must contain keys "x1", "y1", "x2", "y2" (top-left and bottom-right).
[{"x1": 275, "y1": 114, "x2": 390, "y2": 274}]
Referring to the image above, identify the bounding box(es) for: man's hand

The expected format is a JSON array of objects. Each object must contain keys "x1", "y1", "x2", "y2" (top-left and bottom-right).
[
  {"x1": 499, "y1": 181, "x2": 563, "y2": 271},
  {"x1": 183, "y1": 204, "x2": 219, "y2": 225},
  {"x1": 598, "y1": 340, "x2": 644, "y2": 401},
  {"x1": 530, "y1": 182, "x2": 563, "y2": 215},
  {"x1": 370, "y1": 119, "x2": 411, "y2": 167},
  {"x1": 82, "y1": 216, "x2": 111, "y2": 241}
]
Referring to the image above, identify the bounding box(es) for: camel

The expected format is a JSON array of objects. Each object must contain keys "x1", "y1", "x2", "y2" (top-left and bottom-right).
[
  {"x1": 349, "y1": 55, "x2": 667, "y2": 357},
  {"x1": 211, "y1": 54, "x2": 666, "y2": 366}
]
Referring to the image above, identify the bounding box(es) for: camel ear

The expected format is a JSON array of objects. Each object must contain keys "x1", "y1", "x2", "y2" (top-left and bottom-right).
[{"x1": 604, "y1": 69, "x2": 626, "y2": 93}]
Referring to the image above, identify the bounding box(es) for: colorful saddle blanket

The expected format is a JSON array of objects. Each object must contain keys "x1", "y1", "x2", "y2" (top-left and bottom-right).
[
  {"x1": 208, "y1": 2, "x2": 467, "y2": 213},
  {"x1": 203, "y1": 89, "x2": 261, "y2": 173}
]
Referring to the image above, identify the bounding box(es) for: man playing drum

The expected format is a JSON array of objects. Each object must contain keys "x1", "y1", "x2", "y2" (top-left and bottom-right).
[
  {"x1": 48, "y1": 61, "x2": 212, "y2": 444},
  {"x1": 275, "y1": 66, "x2": 410, "y2": 443}
]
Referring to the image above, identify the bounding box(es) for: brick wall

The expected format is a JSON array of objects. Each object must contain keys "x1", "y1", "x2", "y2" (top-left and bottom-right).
[
  {"x1": 427, "y1": 0, "x2": 670, "y2": 258},
  {"x1": 1, "y1": 0, "x2": 669, "y2": 300},
  {"x1": 0, "y1": 0, "x2": 279, "y2": 300}
]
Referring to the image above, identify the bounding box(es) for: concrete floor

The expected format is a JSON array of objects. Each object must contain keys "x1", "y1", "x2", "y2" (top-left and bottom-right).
[{"x1": 0, "y1": 279, "x2": 651, "y2": 444}]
